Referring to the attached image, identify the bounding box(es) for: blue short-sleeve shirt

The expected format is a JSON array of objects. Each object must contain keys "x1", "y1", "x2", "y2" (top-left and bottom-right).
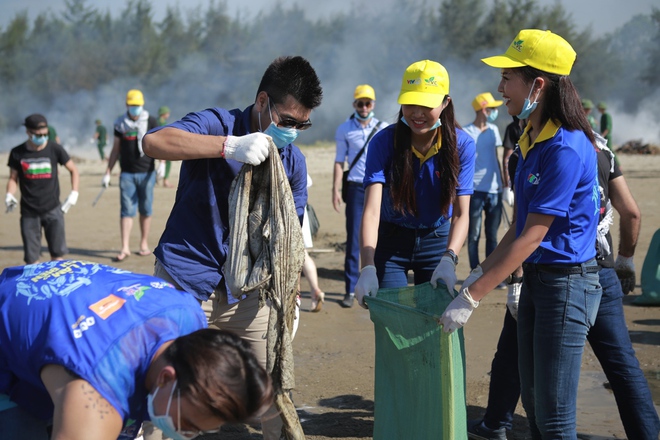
[
  {"x1": 148, "y1": 106, "x2": 308, "y2": 301},
  {"x1": 363, "y1": 125, "x2": 476, "y2": 229},
  {"x1": 514, "y1": 120, "x2": 599, "y2": 264},
  {"x1": 0, "y1": 260, "x2": 206, "y2": 430}
]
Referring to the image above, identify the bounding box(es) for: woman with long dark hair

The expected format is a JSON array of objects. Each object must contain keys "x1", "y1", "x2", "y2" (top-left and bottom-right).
[
  {"x1": 440, "y1": 30, "x2": 603, "y2": 439},
  {"x1": 354, "y1": 60, "x2": 476, "y2": 306}
]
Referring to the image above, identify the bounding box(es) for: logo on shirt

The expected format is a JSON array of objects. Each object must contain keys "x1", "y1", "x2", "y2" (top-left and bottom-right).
[
  {"x1": 21, "y1": 158, "x2": 52, "y2": 179},
  {"x1": 71, "y1": 315, "x2": 96, "y2": 339},
  {"x1": 89, "y1": 294, "x2": 126, "y2": 320},
  {"x1": 527, "y1": 173, "x2": 540, "y2": 185},
  {"x1": 117, "y1": 283, "x2": 151, "y2": 301}
]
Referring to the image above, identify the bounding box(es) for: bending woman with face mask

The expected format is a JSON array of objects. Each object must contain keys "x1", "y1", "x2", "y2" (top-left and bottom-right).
[
  {"x1": 354, "y1": 60, "x2": 476, "y2": 307},
  {"x1": 439, "y1": 30, "x2": 602, "y2": 439},
  {"x1": 0, "y1": 260, "x2": 273, "y2": 440}
]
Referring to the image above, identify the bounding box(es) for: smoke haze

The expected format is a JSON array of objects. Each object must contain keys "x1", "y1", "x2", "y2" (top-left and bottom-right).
[{"x1": 1, "y1": 0, "x2": 658, "y2": 159}]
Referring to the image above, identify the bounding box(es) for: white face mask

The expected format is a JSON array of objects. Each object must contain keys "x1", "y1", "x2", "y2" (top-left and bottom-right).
[
  {"x1": 517, "y1": 79, "x2": 539, "y2": 119},
  {"x1": 147, "y1": 380, "x2": 194, "y2": 440}
]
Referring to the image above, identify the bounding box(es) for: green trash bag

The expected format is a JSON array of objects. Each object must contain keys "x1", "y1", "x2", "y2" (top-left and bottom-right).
[
  {"x1": 635, "y1": 227, "x2": 660, "y2": 306},
  {"x1": 366, "y1": 282, "x2": 467, "y2": 440}
]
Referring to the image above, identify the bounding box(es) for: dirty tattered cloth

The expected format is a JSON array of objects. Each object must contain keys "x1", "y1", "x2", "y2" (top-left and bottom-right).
[{"x1": 224, "y1": 140, "x2": 305, "y2": 439}]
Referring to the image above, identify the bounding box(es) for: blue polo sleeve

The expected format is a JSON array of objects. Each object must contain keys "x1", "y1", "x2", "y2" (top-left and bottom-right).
[
  {"x1": 363, "y1": 127, "x2": 393, "y2": 186},
  {"x1": 148, "y1": 108, "x2": 237, "y2": 136},
  {"x1": 455, "y1": 129, "x2": 476, "y2": 196},
  {"x1": 527, "y1": 143, "x2": 582, "y2": 217}
]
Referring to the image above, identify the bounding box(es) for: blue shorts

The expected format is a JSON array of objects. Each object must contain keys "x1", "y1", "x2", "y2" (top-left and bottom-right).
[{"x1": 119, "y1": 171, "x2": 156, "y2": 218}]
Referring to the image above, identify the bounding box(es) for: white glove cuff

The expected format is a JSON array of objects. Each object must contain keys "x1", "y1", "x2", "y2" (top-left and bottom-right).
[
  {"x1": 615, "y1": 254, "x2": 634, "y2": 267},
  {"x1": 462, "y1": 287, "x2": 479, "y2": 309},
  {"x1": 441, "y1": 255, "x2": 457, "y2": 269},
  {"x1": 222, "y1": 136, "x2": 237, "y2": 159},
  {"x1": 361, "y1": 265, "x2": 377, "y2": 275}
]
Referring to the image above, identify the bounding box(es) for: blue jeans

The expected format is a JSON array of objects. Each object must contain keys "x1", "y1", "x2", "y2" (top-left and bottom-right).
[
  {"x1": 119, "y1": 171, "x2": 156, "y2": 217},
  {"x1": 344, "y1": 182, "x2": 364, "y2": 295},
  {"x1": 374, "y1": 221, "x2": 449, "y2": 288},
  {"x1": 482, "y1": 267, "x2": 660, "y2": 439},
  {"x1": 588, "y1": 267, "x2": 660, "y2": 439},
  {"x1": 518, "y1": 261, "x2": 602, "y2": 439},
  {"x1": 468, "y1": 191, "x2": 502, "y2": 270}
]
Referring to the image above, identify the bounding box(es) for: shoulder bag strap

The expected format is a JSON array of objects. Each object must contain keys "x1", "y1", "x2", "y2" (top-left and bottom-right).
[{"x1": 347, "y1": 124, "x2": 380, "y2": 173}]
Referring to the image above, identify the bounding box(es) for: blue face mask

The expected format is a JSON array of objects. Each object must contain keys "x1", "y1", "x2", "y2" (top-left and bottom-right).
[
  {"x1": 147, "y1": 381, "x2": 191, "y2": 440},
  {"x1": 128, "y1": 106, "x2": 143, "y2": 117},
  {"x1": 31, "y1": 135, "x2": 48, "y2": 145},
  {"x1": 354, "y1": 110, "x2": 374, "y2": 121},
  {"x1": 517, "y1": 80, "x2": 539, "y2": 120},
  {"x1": 487, "y1": 109, "x2": 498, "y2": 123},
  {"x1": 401, "y1": 116, "x2": 441, "y2": 130},
  {"x1": 260, "y1": 99, "x2": 299, "y2": 149}
]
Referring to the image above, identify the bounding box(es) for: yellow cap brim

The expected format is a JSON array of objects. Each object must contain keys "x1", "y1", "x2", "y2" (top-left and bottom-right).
[
  {"x1": 488, "y1": 99, "x2": 503, "y2": 108},
  {"x1": 397, "y1": 91, "x2": 445, "y2": 109},
  {"x1": 481, "y1": 54, "x2": 527, "y2": 69}
]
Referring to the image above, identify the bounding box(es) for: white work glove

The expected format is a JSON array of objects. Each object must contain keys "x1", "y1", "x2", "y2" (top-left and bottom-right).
[
  {"x1": 502, "y1": 187, "x2": 514, "y2": 207},
  {"x1": 614, "y1": 254, "x2": 636, "y2": 295},
  {"x1": 507, "y1": 282, "x2": 521, "y2": 320},
  {"x1": 439, "y1": 287, "x2": 479, "y2": 333},
  {"x1": 355, "y1": 265, "x2": 379, "y2": 309},
  {"x1": 223, "y1": 133, "x2": 271, "y2": 166},
  {"x1": 430, "y1": 255, "x2": 457, "y2": 291},
  {"x1": 291, "y1": 295, "x2": 301, "y2": 340},
  {"x1": 157, "y1": 161, "x2": 166, "y2": 179},
  {"x1": 5, "y1": 193, "x2": 18, "y2": 213},
  {"x1": 102, "y1": 173, "x2": 111, "y2": 188},
  {"x1": 61, "y1": 191, "x2": 79, "y2": 214},
  {"x1": 461, "y1": 265, "x2": 483, "y2": 291}
]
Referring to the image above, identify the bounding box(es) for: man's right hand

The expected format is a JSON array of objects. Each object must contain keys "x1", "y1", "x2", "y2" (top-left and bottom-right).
[
  {"x1": 355, "y1": 265, "x2": 379, "y2": 309},
  {"x1": 101, "y1": 173, "x2": 111, "y2": 188},
  {"x1": 332, "y1": 188, "x2": 342, "y2": 212},
  {"x1": 5, "y1": 193, "x2": 17, "y2": 213},
  {"x1": 223, "y1": 133, "x2": 271, "y2": 166}
]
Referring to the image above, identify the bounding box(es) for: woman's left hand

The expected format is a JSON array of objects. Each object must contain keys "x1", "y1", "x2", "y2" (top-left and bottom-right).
[{"x1": 430, "y1": 255, "x2": 457, "y2": 292}]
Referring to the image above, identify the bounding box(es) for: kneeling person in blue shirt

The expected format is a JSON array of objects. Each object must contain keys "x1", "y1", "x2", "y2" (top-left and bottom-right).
[{"x1": 0, "y1": 260, "x2": 272, "y2": 440}]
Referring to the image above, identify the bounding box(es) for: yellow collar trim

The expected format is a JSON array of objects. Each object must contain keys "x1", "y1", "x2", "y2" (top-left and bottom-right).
[
  {"x1": 411, "y1": 132, "x2": 442, "y2": 164},
  {"x1": 518, "y1": 119, "x2": 562, "y2": 159}
]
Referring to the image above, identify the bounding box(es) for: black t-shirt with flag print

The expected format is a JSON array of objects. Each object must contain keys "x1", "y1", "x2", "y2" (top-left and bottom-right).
[{"x1": 8, "y1": 141, "x2": 70, "y2": 216}]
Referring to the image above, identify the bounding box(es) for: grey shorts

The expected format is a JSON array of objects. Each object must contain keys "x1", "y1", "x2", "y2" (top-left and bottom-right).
[{"x1": 20, "y1": 206, "x2": 68, "y2": 264}]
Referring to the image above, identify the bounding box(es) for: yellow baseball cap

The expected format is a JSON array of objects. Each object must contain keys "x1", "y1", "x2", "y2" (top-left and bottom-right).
[
  {"x1": 354, "y1": 84, "x2": 376, "y2": 101},
  {"x1": 126, "y1": 89, "x2": 145, "y2": 106},
  {"x1": 472, "y1": 92, "x2": 503, "y2": 111},
  {"x1": 397, "y1": 60, "x2": 449, "y2": 108},
  {"x1": 481, "y1": 29, "x2": 576, "y2": 76}
]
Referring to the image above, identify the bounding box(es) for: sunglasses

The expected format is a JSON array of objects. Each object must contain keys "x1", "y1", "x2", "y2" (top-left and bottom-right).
[
  {"x1": 268, "y1": 98, "x2": 312, "y2": 131},
  {"x1": 355, "y1": 100, "x2": 373, "y2": 108},
  {"x1": 30, "y1": 131, "x2": 49, "y2": 137}
]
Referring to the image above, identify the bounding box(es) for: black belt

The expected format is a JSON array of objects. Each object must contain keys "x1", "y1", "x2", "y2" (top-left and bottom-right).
[
  {"x1": 345, "y1": 181, "x2": 361, "y2": 186},
  {"x1": 523, "y1": 262, "x2": 600, "y2": 275}
]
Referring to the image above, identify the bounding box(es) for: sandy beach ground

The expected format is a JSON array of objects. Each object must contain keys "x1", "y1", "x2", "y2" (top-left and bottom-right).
[{"x1": 0, "y1": 145, "x2": 658, "y2": 439}]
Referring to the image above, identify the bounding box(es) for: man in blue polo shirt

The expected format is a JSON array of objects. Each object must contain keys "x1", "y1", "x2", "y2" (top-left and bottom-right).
[
  {"x1": 463, "y1": 92, "x2": 505, "y2": 277},
  {"x1": 142, "y1": 55, "x2": 322, "y2": 440},
  {"x1": 332, "y1": 84, "x2": 388, "y2": 308}
]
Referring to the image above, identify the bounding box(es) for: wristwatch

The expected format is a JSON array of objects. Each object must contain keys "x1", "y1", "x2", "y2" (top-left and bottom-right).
[
  {"x1": 506, "y1": 274, "x2": 523, "y2": 284},
  {"x1": 444, "y1": 249, "x2": 459, "y2": 265}
]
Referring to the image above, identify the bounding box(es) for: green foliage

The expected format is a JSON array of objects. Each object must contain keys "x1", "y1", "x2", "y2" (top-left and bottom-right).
[{"x1": 0, "y1": 0, "x2": 655, "y2": 139}]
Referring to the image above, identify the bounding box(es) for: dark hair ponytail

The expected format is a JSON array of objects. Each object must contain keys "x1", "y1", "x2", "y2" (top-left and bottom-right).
[
  {"x1": 517, "y1": 66, "x2": 596, "y2": 147},
  {"x1": 165, "y1": 329, "x2": 273, "y2": 423}
]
